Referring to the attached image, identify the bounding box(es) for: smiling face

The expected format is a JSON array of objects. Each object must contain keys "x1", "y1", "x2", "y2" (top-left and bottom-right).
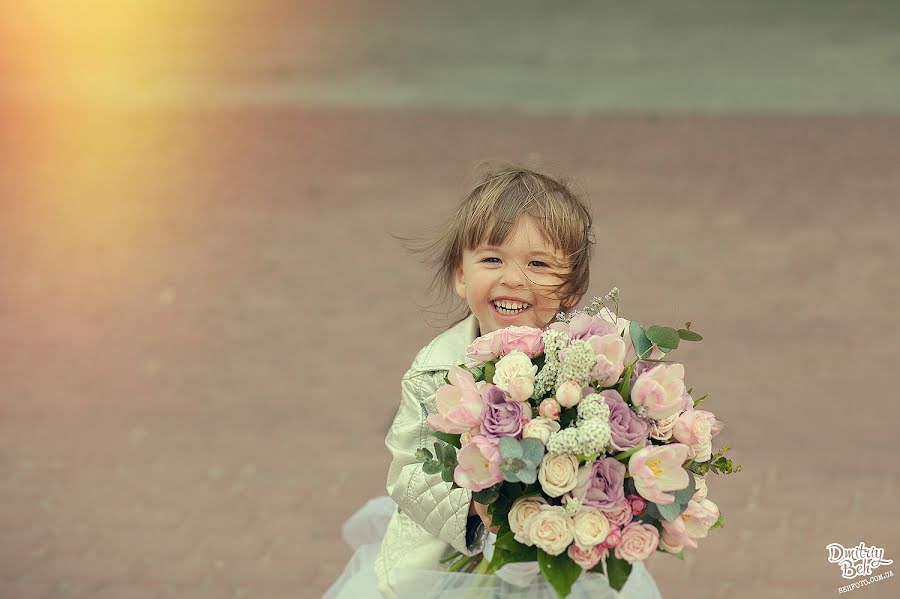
[{"x1": 454, "y1": 217, "x2": 572, "y2": 335}]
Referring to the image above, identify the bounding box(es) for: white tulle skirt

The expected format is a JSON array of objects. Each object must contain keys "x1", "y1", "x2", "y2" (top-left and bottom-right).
[{"x1": 322, "y1": 496, "x2": 663, "y2": 599}]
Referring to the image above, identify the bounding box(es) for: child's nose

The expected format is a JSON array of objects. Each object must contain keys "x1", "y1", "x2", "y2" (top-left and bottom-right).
[{"x1": 500, "y1": 263, "x2": 527, "y2": 287}]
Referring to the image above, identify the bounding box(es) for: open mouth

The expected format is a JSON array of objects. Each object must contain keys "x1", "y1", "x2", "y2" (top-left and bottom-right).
[{"x1": 491, "y1": 300, "x2": 531, "y2": 316}]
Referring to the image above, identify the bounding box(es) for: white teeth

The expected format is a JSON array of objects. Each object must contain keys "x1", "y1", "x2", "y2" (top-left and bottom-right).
[
  {"x1": 494, "y1": 300, "x2": 528, "y2": 310},
  {"x1": 493, "y1": 300, "x2": 529, "y2": 314}
]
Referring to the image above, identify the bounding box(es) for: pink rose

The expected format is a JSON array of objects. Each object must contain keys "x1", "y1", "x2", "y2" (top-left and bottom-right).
[
  {"x1": 465, "y1": 331, "x2": 503, "y2": 366},
  {"x1": 539, "y1": 398, "x2": 561, "y2": 420},
  {"x1": 602, "y1": 527, "x2": 622, "y2": 548},
  {"x1": 614, "y1": 522, "x2": 659, "y2": 564},
  {"x1": 568, "y1": 543, "x2": 607, "y2": 570},
  {"x1": 600, "y1": 499, "x2": 633, "y2": 527},
  {"x1": 626, "y1": 495, "x2": 646, "y2": 516},
  {"x1": 499, "y1": 326, "x2": 545, "y2": 358},
  {"x1": 427, "y1": 365, "x2": 485, "y2": 434},
  {"x1": 454, "y1": 435, "x2": 503, "y2": 492}
]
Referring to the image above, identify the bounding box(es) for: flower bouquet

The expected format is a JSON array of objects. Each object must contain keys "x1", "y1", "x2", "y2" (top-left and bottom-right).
[{"x1": 416, "y1": 289, "x2": 742, "y2": 597}]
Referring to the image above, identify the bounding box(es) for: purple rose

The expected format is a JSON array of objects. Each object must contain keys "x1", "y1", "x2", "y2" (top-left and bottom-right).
[
  {"x1": 549, "y1": 312, "x2": 617, "y2": 341},
  {"x1": 480, "y1": 385, "x2": 530, "y2": 438},
  {"x1": 571, "y1": 457, "x2": 626, "y2": 511},
  {"x1": 601, "y1": 390, "x2": 651, "y2": 451}
]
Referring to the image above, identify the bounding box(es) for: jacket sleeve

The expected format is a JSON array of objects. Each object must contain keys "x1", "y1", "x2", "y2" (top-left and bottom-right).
[{"x1": 384, "y1": 367, "x2": 487, "y2": 556}]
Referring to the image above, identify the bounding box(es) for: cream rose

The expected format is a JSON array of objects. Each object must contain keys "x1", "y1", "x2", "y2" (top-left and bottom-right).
[
  {"x1": 509, "y1": 494, "x2": 548, "y2": 546},
  {"x1": 493, "y1": 351, "x2": 538, "y2": 392},
  {"x1": 538, "y1": 452, "x2": 580, "y2": 497},
  {"x1": 526, "y1": 505, "x2": 575, "y2": 556},
  {"x1": 572, "y1": 508, "x2": 611, "y2": 550},
  {"x1": 614, "y1": 522, "x2": 660, "y2": 564},
  {"x1": 508, "y1": 376, "x2": 535, "y2": 402},
  {"x1": 522, "y1": 417, "x2": 561, "y2": 445}
]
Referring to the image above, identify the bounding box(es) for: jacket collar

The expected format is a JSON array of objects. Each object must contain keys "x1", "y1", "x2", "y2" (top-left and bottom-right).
[{"x1": 416, "y1": 312, "x2": 481, "y2": 372}]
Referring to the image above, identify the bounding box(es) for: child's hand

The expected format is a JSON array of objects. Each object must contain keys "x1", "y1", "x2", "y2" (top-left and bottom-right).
[{"x1": 470, "y1": 500, "x2": 499, "y2": 535}]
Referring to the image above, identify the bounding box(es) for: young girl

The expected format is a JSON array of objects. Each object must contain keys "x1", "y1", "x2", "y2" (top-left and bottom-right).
[{"x1": 324, "y1": 165, "x2": 662, "y2": 598}]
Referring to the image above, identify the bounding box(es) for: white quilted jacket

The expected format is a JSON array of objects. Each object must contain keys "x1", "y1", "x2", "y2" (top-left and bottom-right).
[{"x1": 373, "y1": 313, "x2": 485, "y2": 598}]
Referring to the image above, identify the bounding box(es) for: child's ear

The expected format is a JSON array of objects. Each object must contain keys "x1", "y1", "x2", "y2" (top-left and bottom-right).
[{"x1": 453, "y1": 266, "x2": 467, "y2": 299}]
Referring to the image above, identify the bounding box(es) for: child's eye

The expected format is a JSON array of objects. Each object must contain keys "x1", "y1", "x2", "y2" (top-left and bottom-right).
[
  {"x1": 481, "y1": 257, "x2": 501, "y2": 263},
  {"x1": 530, "y1": 261, "x2": 548, "y2": 268}
]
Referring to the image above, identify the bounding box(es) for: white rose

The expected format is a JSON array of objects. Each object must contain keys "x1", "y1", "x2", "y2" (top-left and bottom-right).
[
  {"x1": 509, "y1": 495, "x2": 548, "y2": 546},
  {"x1": 522, "y1": 417, "x2": 561, "y2": 445},
  {"x1": 572, "y1": 508, "x2": 611, "y2": 550},
  {"x1": 526, "y1": 505, "x2": 575, "y2": 556},
  {"x1": 493, "y1": 351, "x2": 538, "y2": 393},
  {"x1": 538, "y1": 452, "x2": 579, "y2": 498},
  {"x1": 555, "y1": 380, "x2": 583, "y2": 408}
]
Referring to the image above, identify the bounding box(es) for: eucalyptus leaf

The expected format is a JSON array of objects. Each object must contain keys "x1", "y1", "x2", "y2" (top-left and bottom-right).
[
  {"x1": 646, "y1": 326, "x2": 680, "y2": 351},
  {"x1": 537, "y1": 549, "x2": 582, "y2": 598},
  {"x1": 499, "y1": 436, "x2": 523, "y2": 459},
  {"x1": 677, "y1": 328, "x2": 703, "y2": 341},
  {"x1": 415, "y1": 447, "x2": 433, "y2": 462},
  {"x1": 422, "y1": 460, "x2": 442, "y2": 475},
  {"x1": 440, "y1": 466, "x2": 455, "y2": 483},
  {"x1": 520, "y1": 438, "x2": 545, "y2": 465},
  {"x1": 629, "y1": 322, "x2": 652, "y2": 361},
  {"x1": 516, "y1": 468, "x2": 537, "y2": 485}
]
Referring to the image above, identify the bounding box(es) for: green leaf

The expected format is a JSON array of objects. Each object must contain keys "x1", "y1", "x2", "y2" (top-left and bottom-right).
[
  {"x1": 415, "y1": 447, "x2": 433, "y2": 462},
  {"x1": 422, "y1": 460, "x2": 442, "y2": 475},
  {"x1": 711, "y1": 511, "x2": 725, "y2": 529},
  {"x1": 434, "y1": 432, "x2": 462, "y2": 449},
  {"x1": 440, "y1": 466, "x2": 455, "y2": 483},
  {"x1": 605, "y1": 555, "x2": 633, "y2": 592},
  {"x1": 613, "y1": 446, "x2": 643, "y2": 463},
  {"x1": 646, "y1": 326, "x2": 680, "y2": 351},
  {"x1": 559, "y1": 407, "x2": 578, "y2": 429},
  {"x1": 670, "y1": 551, "x2": 685, "y2": 560},
  {"x1": 520, "y1": 438, "x2": 545, "y2": 465},
  {"x1": 537, "y1": 549, "x2": 583, "y2": 598},
  {"x1": 483, "y1": 361, "x2": 496, "y2": 384},
  {"x1": 619, "y1": 364, "x2": 634, "y2": 402},
  {"x1": 678, "y1": 328, "x2": 703, "y2": 341},
  {"x1": 629, "y1": 322, "x2": 652, "y2": 362},
  {"x1": 499, "y1": 436, "x2": 523, "y2": 459},
  {"x1": 692, "y1": 392, "x2": 709, "y2": 407},
  {"x1": 472, "y1": 484, "x2": 501, "y2": 505}
]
